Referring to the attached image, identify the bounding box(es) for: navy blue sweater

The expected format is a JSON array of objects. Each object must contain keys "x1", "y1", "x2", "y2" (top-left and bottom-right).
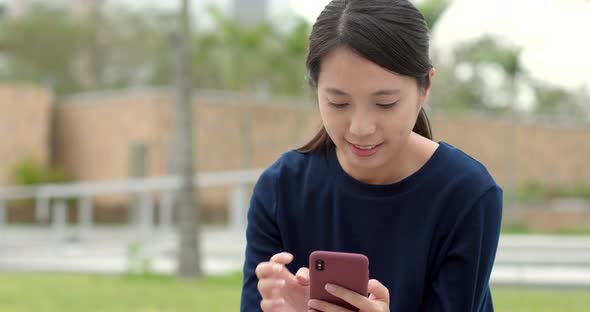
[{"x1": 241, "y1": 142, "x2": 503, "y2": 311}]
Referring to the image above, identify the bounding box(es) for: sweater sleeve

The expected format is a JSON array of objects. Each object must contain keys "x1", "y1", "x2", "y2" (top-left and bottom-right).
[
  {"x1": 240, "y1": 166, "x2": 284, "y2": 312},
  {"x1": 421, "y1": 186, "x2": 503, "y2": 312}
]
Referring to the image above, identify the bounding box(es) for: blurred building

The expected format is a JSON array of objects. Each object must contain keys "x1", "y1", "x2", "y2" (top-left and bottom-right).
[
  {"x1": 71, "y1": 0, "x2": 103, "y2": 16},
  {"x1": 4, "y1": 0, "x2": 27, "y2": 18},
  {"x1": 233, "y1": 0, "x2": 267, "y2": 26}
]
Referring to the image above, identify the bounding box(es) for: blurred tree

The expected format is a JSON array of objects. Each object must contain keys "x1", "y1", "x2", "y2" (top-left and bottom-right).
[
  {"x1": 191, "y1": 7, "x2": 309, "y2": 96},
  {"x1": 428, "y1": 64, "x2": 484, "y2": 115},
  {"x1": 77, "y1": 3, "x2": 105, "y2": 89},
  {"x1": 0, "y1": 4, "x2": 309, "y2": 97},
  {"x1": 455, "y1": 37, "x2": 522, "y2": 79},
  {"x1": 269, "y1": 16, "x2": 311, "y2": 96},
  {"x1": 175, "y1": 0, "x2": 201, "y2": 280},
  {"x1": 533, "y1": 83, "x2": 589, "y2": 122},
  {"x1": 70, "y1": 8, "x2": 169, "y2": 91},
  {"x1": 431, "y1": 35, "x2": 590, "y2": 121},
  {"x1": 417, "y1": 0, "x2": 450, "y2": 30},
  {"x1": 455, "y1": 36, "x2": 522, "y2": 114},
  {"x1": 194, "y1": 6, "x2": 271, "y2": 91},
  {"x1": 0, "y1": 5, "x2": 82, "y2": 94},
  {"x1": 0, "y1": 1, "x2": 585, "y2": 122},
  {"x1": 0, "y1": 5, "x2": 5, "y2": 51},
  {"x1": 93, "y1": 10, "x2": 168, "y2": 89},
  {"x1": 0, "y1": 4, "x2": 168, "y2": 95}
]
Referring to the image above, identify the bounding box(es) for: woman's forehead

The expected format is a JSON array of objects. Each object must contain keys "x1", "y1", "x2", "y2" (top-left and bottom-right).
[{"x1": 318, "y1": 47, "x2": 413, "y2": 90}]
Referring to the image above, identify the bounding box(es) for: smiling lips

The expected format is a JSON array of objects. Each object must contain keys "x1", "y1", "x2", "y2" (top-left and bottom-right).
[
  {"x1": 348, "y1": 142, "x2": 383, "y2": 157},
  {"x1": 353, "y1": 144, "x2": 377, "y2": 150}
]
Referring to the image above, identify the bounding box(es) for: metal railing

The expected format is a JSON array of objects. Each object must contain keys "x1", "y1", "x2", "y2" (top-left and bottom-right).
[{"x1": 0, "y1": 169, "x2": 263, "y2": 241}]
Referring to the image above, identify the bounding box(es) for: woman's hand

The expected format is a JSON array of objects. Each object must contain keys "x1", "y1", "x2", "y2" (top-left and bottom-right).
[
  {"x1": 307, "y1": 279, "x2": 390, "y2": 312},
  {"x1": 256, "y1": 252, "x2": 311, "y2": 312}
]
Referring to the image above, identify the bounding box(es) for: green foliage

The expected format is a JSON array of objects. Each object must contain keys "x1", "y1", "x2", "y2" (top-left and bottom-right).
[
  {"x1": 417, "y1": 0, "x2": 450, "y2": 30},
  {"x1": 11, "y1": 157, "x2": 70, "y2": 185},
  {"x1": 0, "y1": 5, "x2": 82, "y2": 94},
  {"x1": 0, "y1": 5, "x2": 310, "y2": 97},
  {"x1": 431, "y1": 36, "x2": 524, "y2": 115},
  {"x1": 500, "y1": 223, "x2": 531, "y2": 234},
  {"x1": 191, "y1": 6, "x2": 309, "y2": 96},
  {"x1": 429, "y1": 63, "x2": 489, "y2": 115},
  {"x1": 126, "y1": 242, "x2": 154, "y2": 276},
  {"x1": 0, "y1": 4, "x2": 6, "y2": 20},
  {"x1": 454, "y1": 36, "x2": 522, "y2": 77},
  {"x1": 501, "y1": 223, "x2": 590, "y2": 235},
  {"x1": 510, "y1": 181, "x2": 590, "y2": 202},
  {"x1": 0, "y1": 3, "x2": 587, "y2": 119},
  {"x1": 0, "y1": 5, "x2": 168, "y2": 95}
]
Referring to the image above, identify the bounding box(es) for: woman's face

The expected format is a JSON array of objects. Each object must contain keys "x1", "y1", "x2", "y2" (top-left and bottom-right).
[{"x1": 317, "y1": 46, "x2": 431, "y2": 180}]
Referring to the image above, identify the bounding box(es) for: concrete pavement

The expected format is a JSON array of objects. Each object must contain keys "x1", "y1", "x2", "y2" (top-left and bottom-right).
[{"x1": 1, "y1": 226, "x2": 590, "y2": 287}]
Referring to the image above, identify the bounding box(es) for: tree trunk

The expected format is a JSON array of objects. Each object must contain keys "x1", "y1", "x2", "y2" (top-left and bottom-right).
[{"x1": 175, "y1": 0, "x2": 202, "y2": 279}]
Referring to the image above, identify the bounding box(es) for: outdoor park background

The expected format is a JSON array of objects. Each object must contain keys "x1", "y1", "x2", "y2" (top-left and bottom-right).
[{"x1": 1, "y1": 0, "x2": 590, "y2": 311}]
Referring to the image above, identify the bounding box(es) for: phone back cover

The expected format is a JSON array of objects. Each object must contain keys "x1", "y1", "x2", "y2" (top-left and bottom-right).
[{"x1": 309, "y1": 251, "x2": 369, "y2": 311}]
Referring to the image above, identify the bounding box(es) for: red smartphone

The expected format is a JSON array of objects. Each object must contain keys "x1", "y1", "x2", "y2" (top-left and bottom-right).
[{"x1": 309, "y1": 251, "x2": 369, "y2": 311}]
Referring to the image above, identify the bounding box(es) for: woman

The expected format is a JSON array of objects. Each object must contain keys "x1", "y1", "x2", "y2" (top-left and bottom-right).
[{"x1": 241, "y1": 0, "x2": 502, "y2": 311}]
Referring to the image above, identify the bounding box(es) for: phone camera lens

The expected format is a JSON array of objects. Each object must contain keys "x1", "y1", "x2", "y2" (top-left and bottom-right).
[{"x1": 315, "y1": 259, "x2": 325, "y2": 271}]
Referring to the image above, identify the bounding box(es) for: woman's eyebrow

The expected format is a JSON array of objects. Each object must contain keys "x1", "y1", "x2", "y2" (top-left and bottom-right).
[{"x1": 325, "y1": 88, "x2": 401, "y2": 96}]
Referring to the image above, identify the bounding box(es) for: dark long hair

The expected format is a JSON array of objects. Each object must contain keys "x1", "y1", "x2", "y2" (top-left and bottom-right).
[{"x1": 297, "y1": 0, "x2": 433, "y2": 153}]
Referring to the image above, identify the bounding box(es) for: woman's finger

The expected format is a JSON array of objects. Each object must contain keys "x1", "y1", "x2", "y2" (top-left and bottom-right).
[
  {"x1": 368, "y1": 279, "x2": 390, "y2": 303},
  {"x1": 296, "y1": 267, "x2": 310, "y2": 286},
  {"x1": 257, "y1": 278, "x2": 285, "y2": 298},
  {"x1": 255, "y1": 262, "x2": 284, "y2": 280},
  {"x1": 308, "y1": 299, "x2": 354, "y2": 312},
  {"x1": 323, "y1": 283, "x2": 371, "y2": 311},
  {"x1": 260, "y1": 298, "x2": 285, "y2": 312},
  {"x1": 269, "y1": 252, "x2": 298, "y2": 284},
  {"x1": 270, "y1": 252, "x2": 294, "y2": 264}
]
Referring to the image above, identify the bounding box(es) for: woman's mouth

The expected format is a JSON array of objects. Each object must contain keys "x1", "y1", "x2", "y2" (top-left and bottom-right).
[{"x1": 348, "y1": 142, "x2": 383, "y2": 157}]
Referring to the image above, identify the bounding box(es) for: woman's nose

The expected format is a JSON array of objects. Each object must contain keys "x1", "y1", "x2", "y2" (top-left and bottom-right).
[{"x1": 349, "y1": 114, "x2": 376, "y2": 138}]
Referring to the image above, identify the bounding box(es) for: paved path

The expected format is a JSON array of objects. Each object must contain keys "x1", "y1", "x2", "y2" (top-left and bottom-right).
[{"x1": 1, "y1": 226, "x2": 590, "y2": 287}]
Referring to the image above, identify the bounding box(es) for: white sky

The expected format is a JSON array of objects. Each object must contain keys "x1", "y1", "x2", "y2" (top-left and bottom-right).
[
  {"x1": 1, "y1": 0, "x2": 589, "y2": 91},
  {"x1": 432, "y1": 0, "x2": 590, "y2": 92}
]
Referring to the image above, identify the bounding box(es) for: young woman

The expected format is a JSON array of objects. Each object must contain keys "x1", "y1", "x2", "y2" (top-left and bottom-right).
[{"x1": 241, "y1": 0, "x2": 502, "y2": 311}]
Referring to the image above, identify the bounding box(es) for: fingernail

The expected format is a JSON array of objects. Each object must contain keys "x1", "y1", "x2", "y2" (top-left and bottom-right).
[
  {"x1": 273, "y1": 264, "x2": 282, "y2": 272},
  {"x1": 325, "y1": 283, "x2": 336, "y2": 292}
]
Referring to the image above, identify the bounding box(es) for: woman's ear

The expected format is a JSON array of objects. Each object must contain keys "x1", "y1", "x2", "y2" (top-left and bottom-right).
[
  {"x1": 418, "y1": 68, "x2": 436, "y2": 110},
  {"x1": 422, "y1": 67, "x2": 436, "y2": 97}
]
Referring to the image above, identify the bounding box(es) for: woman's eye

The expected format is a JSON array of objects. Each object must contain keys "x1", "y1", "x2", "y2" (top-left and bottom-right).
[
  {"x1": 377, "y1": 101, "x2": 399, "y2": 109},
  {"x1": 328, "y1": 102, "x2": 349, "y2": 108}
]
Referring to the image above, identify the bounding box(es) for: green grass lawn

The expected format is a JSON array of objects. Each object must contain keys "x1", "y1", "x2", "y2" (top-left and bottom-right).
[
  {"x1": 0, "y1": 272, "x2": 241, "y2": 312},
  {"x1": 501, "y1": 223, "x2": 590, "y2": 235},
  {"x1": 0, "y1": 272, "x2": 589, "y2": 311}
]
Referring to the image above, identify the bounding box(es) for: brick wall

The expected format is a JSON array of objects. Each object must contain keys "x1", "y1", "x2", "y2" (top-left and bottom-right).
[
  {"x1": 0, "y1": 84, "x2": 53, "y2": 186},
  {"x1": 2, "y1": 86, "x2": 589, "y2": 223},
  {"x1": 56, "y1": 90, "x2": 590, "y2": 187}
]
